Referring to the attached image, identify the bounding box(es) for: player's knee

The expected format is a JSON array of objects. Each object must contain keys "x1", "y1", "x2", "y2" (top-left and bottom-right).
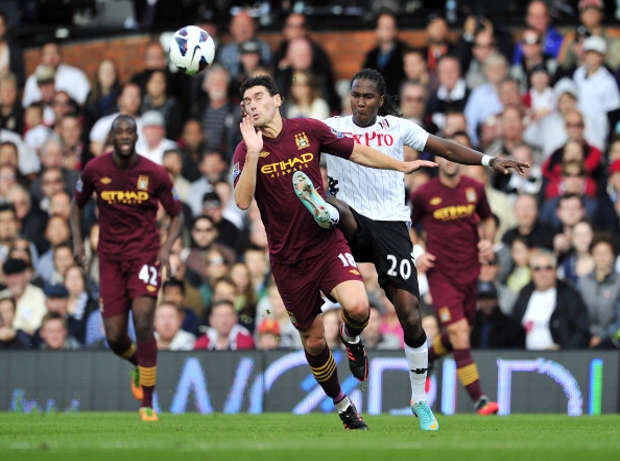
[
  {"x1": 305, "y1": 336, "x2": 326, "y2": 355},
  {"x1": 343, "y1": 298, "x2": 369, "y2": 322}
]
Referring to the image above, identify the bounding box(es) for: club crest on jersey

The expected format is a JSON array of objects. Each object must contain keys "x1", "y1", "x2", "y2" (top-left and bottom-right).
[
  {"x1": 466, "y1": 188, "x2": 477, "y2": 202},
  {"x1": 76, "y1": 178, "x2": 83, "y2": 193},
  {"x1": 287, "y1": 311, "x2": 298, "y2": 326},
  {"x1": 294, "y1": 132, "x2": 310, "y2": 150},
  {"x1": 439, "y1": 307, "x2": 451, "y2": 323},
  {"x1": 259, "y1": 151, "x2": 270, "y2": 158},
  {"x1": 172, "y1": 187, "x2": 179, "y2": 201},
  {"x1": 233, "y1": 162, "x2": 241, "y2": 181},
  {"x1": 137, "y1": 175, "x2": 149, "y2": 191}
]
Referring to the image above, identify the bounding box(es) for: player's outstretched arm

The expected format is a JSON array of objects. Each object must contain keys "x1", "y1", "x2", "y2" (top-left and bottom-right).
[
  {"x1": 69, "y1": 198, "x2": 86, "y2": 268},
  {"x1": 424, "y1": 135, "x2": 530, "y2": 175},
  {"x1": 349, "y1": 143, "x2": 437, "y2": 173}
]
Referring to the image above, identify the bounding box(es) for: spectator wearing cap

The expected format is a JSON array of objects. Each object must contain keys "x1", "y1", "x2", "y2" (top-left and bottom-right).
[
  {"x1": 573, "y1": 35, "x2": 620, "y2": 151},
  {"x1": 136, "y1": 110, "x2": 177, "y2": 165},
  {"x1": 230, "y1": 38, "x2": 267, "y2": 99},
  {"x1": 256, "y1": 318, "x2": 281, "y2": 350},
  {"x1": 510, "y1": 28, "x2": 558, "y2": 94},
  {"x1": 38, "y1": 311, "x2": 81, "y2": 350},
  {"x1": 31, "y1": 64, "x2": 56, "y2": 127},
  {"x1": 40, "y1": 281, "x2": 87, "y2": 345},
  {"x1": 201, "y1": 191, "x2": 239, "y2": 250},
  {"x1": 470, "y1": 280, "x2": 525, "y2": 349},
  {"x1": 558, "y1": 0, "x2": 620, "y2": 72},
  {"x1": 22, "y1": 41, "x2": 90, "y2": 109},
  {"x1": 3, "y1": 257, "x2": 45, "y2": 338},
  {"x1": 215, "y1": 9, "x2": 272, "y2": 80}
]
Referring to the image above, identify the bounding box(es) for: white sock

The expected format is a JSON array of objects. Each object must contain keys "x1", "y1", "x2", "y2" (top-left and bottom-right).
[
  {"x1": 335, "y1": 396, "x2": 351, "y2": 412},
  {"x1": 317, "y1": 202, "x2": 340, "y2": 229},
  {"x1": 405, "y1": 342, "x2": 428, "y2": 403},
  {"x1": 340, "y1": 324, "x2": 359, "y2": 344}
]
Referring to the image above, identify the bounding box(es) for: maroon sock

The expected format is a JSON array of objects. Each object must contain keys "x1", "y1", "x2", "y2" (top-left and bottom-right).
[
  {"x1": 136, "y1": 337, "x2": 157, "y2": 408},
  {"x1": 341, "y1": 309, "x2": 369, "y2": 338},
  {"x1": 428, "y1": 331, "x2": 453, "y2": 363},
  {"x1": 110, "y1": 336, "x2": 138, "y2": 367},
  {"x1": 453, "y1": 348, "x2": 483, "y2": 403},
  {"x1": 305, "y1": 345, "x2": 341, "y2": 399}
]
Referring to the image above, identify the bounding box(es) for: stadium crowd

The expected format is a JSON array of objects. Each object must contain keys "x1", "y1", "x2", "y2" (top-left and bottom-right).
[{"x1": 1, "y1": 0, "x2": 620, "y2": 353}]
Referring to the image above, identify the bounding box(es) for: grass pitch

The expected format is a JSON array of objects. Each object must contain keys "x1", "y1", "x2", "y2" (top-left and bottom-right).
[{"x1": 1, "y1": 412, "x2": 618, "y2": 461}]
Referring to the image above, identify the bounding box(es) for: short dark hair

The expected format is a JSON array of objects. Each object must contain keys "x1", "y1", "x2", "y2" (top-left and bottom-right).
[
  {"x1": 240, "y1": 75, "x2": 280, "y2": 99},
  {"x1": 162, "y1": 277, "x2": 185, "y2": 295}
]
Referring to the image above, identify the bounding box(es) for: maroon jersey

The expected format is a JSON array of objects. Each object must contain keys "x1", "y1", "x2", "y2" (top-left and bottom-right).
[
  {"x1": 411, "y1": 175, "x2": 492, "y2": 283},
  {"x1": 233, "y1": 118, "x2": 355, "y2": 264},
  {"x1": 74, "y1": 153, "x2": 182, "y2": 262}
]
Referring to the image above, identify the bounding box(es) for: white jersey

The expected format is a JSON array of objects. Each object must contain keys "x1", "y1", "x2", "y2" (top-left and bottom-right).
[{"x1": 323, "y1": 115, "x2": 429, "y2": 221}]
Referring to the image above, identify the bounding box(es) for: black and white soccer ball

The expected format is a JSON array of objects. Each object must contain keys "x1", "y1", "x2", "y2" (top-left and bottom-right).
[{"x1": 168, "y1": 25, "x2": 215, "y2": 75}]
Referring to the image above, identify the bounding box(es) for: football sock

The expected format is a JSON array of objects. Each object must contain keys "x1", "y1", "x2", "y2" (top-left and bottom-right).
[
  {"x1": 137, "y1": 337, "x2": 158, "y2": 408},
  {"x1": 335, "y1": 395, "x2": 351, "y2": 412},
  {"x1": 340, "y1": 309, "x2": 369, "y2": 339},
  {"x1": 428, "y1": 331, "x2": 453, "y2": 363},
  {"x1": 305, "y1": 345, "x2": 341, "y2": 399},
  {"x1": 454, "y1": 348, "x2": 483, "y2": 403},
  {"x1": 111, "y1": 337, "x2": 138, "y2": 366},
  {"x1": 404, "y1": 331, "x2": 428, "y2": 403}
]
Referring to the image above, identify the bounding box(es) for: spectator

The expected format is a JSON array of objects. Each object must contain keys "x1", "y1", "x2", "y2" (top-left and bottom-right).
[
  {"x1": 23, "y1": 102, "x2": 52, "y2": 159},
  {"x1": 216, "y1": 9, "x2": 272, "y2": 80},
  {"x1": 0, "y1": 73, "x2": 23, "y2": 135},
  {"x1": 35, "y1": 215, "x2": 71, "y2": 283},
  {"x1": 38, "y1": 311, "x2": 81, "y2": 350},
  {"x1": 422, "y1": 14, "x2": 454, "y2": 74},
  {"x1": 542, "y1": 109, "x2": 602, "y2": 192},
  {"x1": 457, "y1": 28, "x2": 497, "y2": 91},
  {"x1": 545, "y1": 156, "x2": 598, "y2": 200},
  {"x1": 213, "y1": 178, "x2": 245, "y2": 230},
  {"x1": 573, "y1": 36, "x2": 620, "y2": 151},
  {"x1": 594, "y1": 158, "x2": 620, "y2": 237},
  {"x1": 499, "y1": 143, "x2": 544, "y2": 199},
  {"x1": 421, "y1": 309, "x2": 441, "y2": 346},
  {"x1": 464, "y1": 53, "x2": 509, "y2": 147},
  {"x1": 193, "y1": 64, "x2": 241, "y2": 158},
  {"x1": 160, "y1": 278, "x2": 201, "y2": 336},
  {"x1": 503, "y1": 235, "x2": 533, "y2": 294},
  {"x1": 521, "y1": 65, "x2": 555, "y2": 124},
  {"x1": 83, "y1": 58, "x2": 121, "y2": 135},
  {"x1": 30, "y1": 65, "x2": 56, "y2": 127},
  {"x1": 511, "y1": 248, "x2": 590, "y2": 350},
  {"x1": 188, "y1": 150, "x2": 229, "y2": 216},
  {"x1": 254, "y1": 282, "x2": 302, "y2": 349},
  {"x1": 130, "y1": 39, "x2": 190, "y2": 113},
  {"x1": 0, "y1": 11, "x2": 24, "y2": 87},
  {"x1": 484, "y1": 106, "x2": 528, "y2": 165},
  {"x1": 161, "y1": 149, "x2": 191, "y2": 204},
  {"x1": 513, "y1": 0, "x2": 564, "y2": 64},
  {"x1": 41, "y1": 281, "x2": 88, "y2": 345},
  {"x1": 88, "y1": 82, "x2": 143, "y2": 156},
  {"x1": 3, "y1": 257, "x2": 45, "y2": 338},
  {"x1": 139, "y1": 70, "x2": 184, "y2": 141},
  {"x1": 558, "y1": 0, "x2": 620, "y2": 71},
  {"x1": 178, "y1": 118, "x2": 206, "y2": 182},
  {"x1": 284, "y1": 70, "x2": 330, "y2": 121},
  {"x1": 478, "y1": 253, "x2": 518, "y2": 315},
  {"x1": 256, "y1": 317, "x2": 281, "y2": 350},
  {"x1": 470, "y1": 281, "x2": 525, "y2": 349},
  {"x1": 57, "y1": 114, "x2": 92, "y2": 170},
  {"x1": 194, "y1": 299, "x2": 254, "y2": 350},
  {"x1": 321, "y1": 307, "x2": 343, "y2": 351},
  {"x1": 275, "y1": 37, "x2": 338, "y2": 115},
  {"x1": 1, "y1": 117, "x2": 39, "y2": 179},
  {"x1": 7, "y1": 237, "x2": 42, "y2": 288},
  {"x1": 402, "y1": 48, "x2": 439, "y2": 96},
  {"x1": 510, "y1": 29, "x2": 558, "y2": 94},
  {"x1": 501, "y1": 192, "x2": 554, "y2": 251},
  {"x1": 137, "y1": 110, "x2": 177, "y2": 165},
  {"x1": 153, "y1": 301, "x2": 196, "y2": 351},
  {"x1": 0, "y1": 202, "x2": 22, "y2": 261},
  {"x1": 229, "y1": 261, "x2": 258, "y2": 329},
  {"x1": 362, "y1": 11, "x2": 407, "y2": 96},
  {"x1": 559, "y1": 218, "x2": 595, "y2": 288},
  {"x1": 399, "y1": 81, "x2": 428, "y2": 128},
  {"x1": 425, "y1": 55, "x2": 469, "y2": 133},
  {"x1": 0, "y1": 294, "x2": 27, "y2": 349},
  {"x1": 577, "y1": 232, "x2": 620, "y2": 349},
  {"x1": 22, "y1": 42, "x2": 90, "y2": 108},
  {"x1": 31, "y1": 165, "x2": 75, "y2": 216},
  {"x1": 273, "y1": 12, "x2": 335, "y2": 107},
  {"x1": 63, "y1": 264, "x2": 98, "y2": 333},
  {"x1": 49, "y1": 90, "x2": 79, "y2": 129}
]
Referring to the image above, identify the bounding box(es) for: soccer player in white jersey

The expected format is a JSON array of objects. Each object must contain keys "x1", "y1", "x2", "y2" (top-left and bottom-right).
[{"x1": 293, "y1": 68, "x2": 529, "y2": 425}]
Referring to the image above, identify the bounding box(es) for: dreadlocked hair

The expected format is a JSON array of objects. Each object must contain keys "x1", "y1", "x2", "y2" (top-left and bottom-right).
[{"x1": 351, "y1": 68, "x2": 402, "y2": 118}]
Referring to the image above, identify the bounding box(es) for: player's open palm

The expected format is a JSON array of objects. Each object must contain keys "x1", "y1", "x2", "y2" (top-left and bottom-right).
[
  {"x1": 403, "y1": 159, "x2": 438, "y2": 174},
  {"x1": 240, "y1": 115, "x2": 263, "y2": 155}
]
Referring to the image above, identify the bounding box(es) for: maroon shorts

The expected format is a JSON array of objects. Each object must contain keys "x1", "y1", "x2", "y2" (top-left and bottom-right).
[
  {"x1": 98, "y1": 255, "x2": 160, "y2": 318},
  {"x1": 427, "y1": 271, "x2": 477, "y2": 327},
  {"x1": 271, "y1": 240, "x2": 363, "y2": 331}
]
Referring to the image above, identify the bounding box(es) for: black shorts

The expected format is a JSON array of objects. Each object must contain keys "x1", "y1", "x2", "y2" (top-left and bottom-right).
[{"x1": 349, "y1": 208, "x2": 420, "y2": 297}]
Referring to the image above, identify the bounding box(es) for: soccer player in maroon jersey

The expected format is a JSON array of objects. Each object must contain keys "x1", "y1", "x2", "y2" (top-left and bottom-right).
[
  {"x1": 70, "y1": 115, "x2": 183, "y2": 421},
  {"x1": 234, "y1": 75, "x2": 436, "y2": 429},
  {"x1": 411, "y1": 140, "x2": 500, "y2": 414}
]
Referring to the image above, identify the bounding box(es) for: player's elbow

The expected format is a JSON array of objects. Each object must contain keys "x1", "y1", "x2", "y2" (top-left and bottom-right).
[{"x1": 235, "y1": 194, "x2": 251, "y2": 211}]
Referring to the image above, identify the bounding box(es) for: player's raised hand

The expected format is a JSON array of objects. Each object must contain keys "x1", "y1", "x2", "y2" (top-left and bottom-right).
[
  {"x1": 239, "y1": 115, "x2": 263, "y2": 156},
  {"x1": 489, "y1": 157, "x2": 530, "y2": 175},
  {"x1": 403, "y1": 159, "x2": 438, "y2": 174}
]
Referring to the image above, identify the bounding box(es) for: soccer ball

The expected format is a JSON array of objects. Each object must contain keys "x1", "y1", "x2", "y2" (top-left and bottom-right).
[{"x1": 168, "y1": 25, "x2": 215, "y2": 75}]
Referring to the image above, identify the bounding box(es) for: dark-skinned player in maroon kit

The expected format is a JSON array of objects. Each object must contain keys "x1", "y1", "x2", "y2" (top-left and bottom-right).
[
  {"x1": 233, "y1": 75, "x2": 437, "y2": 429},
  {"x1": 70, "y1": 114, "x2": 183, "y2": 421}
]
